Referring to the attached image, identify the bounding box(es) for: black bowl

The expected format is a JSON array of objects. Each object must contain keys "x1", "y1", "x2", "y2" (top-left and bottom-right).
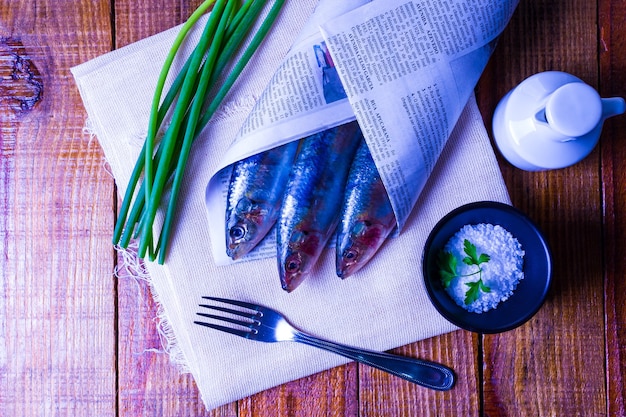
[{"x1": 422, "y1": 201, "x2": 552, "y2": 333}]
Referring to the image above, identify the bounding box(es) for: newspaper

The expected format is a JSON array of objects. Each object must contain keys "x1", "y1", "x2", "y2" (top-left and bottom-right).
[{"x1": 206, "y1": 0, "x2": 518, "y2": 266}]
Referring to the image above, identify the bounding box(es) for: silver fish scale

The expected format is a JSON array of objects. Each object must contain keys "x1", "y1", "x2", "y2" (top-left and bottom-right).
[
  {"x1": 225, "y1": 141, "x2": 299, "y2": 260},
  {"x1": 336, "y1": 139, "x2": 396, "y2": 278},
  {"x1": 277, "y1": 121, "x2": 362, "y2": 291}
]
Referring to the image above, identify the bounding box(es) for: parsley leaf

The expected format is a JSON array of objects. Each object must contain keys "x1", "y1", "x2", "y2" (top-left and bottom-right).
[
  {"x1": 464, "y1": 278, "x2": 491, "y2": 305},
  {"x1": 437, "y1": 251, "x2": 457, "y2": 288},
  {"x1": 462, "y1": 239, "x2": 491, "y2": 266},
  {"x1": 438, "y1": 238, "x2": 492, "y2": 305}
]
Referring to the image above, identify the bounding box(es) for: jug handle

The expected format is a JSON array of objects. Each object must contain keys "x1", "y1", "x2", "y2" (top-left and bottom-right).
[{"x1": 601, "y1": 97, "x2": 626, "y2": 120}]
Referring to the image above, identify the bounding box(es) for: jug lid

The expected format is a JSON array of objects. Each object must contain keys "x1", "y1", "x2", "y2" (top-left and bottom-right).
[{"x1": 545, "y1": 82, "x2": 602, "y2": 138}]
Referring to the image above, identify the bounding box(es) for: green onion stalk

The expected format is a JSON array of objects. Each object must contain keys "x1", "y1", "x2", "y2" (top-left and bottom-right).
[{"x1": 113, "y1": 0, "x2": 287, "y2": 264}]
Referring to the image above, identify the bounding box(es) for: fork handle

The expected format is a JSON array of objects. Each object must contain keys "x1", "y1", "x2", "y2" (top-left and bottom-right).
[{"x1": 293, "y1": 332, "x2": 455, "y2": 391}]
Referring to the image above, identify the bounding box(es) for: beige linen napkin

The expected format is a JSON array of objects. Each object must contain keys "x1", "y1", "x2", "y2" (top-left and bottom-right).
[{"x1": 72, "y1": 0, "x2": 510, "y2": 410}]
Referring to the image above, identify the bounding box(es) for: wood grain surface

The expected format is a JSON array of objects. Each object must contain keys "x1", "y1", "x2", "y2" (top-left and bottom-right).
[{"x1": 1, "y1": 0, "x2": 624, "y2": 416}]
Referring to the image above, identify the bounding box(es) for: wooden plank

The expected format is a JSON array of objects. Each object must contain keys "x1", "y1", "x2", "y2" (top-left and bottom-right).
[
  {"x1": 476, "y1": 0, "x2": 606, "y2": 415},
  {"x1": 238, "y1": 366, "x2": 358, "y2": 417},
  {"x1": 599, "y1": 0, "x2": 626, "y2": 415},
  {"x1": 114, "y1": 0, "x2": 202, "y2": 47},
  {"x1": 359, "y1": 332, "x2": 480, "y2": 416},
  {"x1": 0, "y1": 0, "x2": 117, "y2": 415}
]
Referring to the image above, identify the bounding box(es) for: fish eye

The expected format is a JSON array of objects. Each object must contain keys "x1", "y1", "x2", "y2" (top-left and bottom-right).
[
  {"x1": 286, "y1": 260, "x2": 300, "y2": 272},
  {"x1": 285, "y1": 254, "x2": 301, "y2": 273},
  {"x1": 342, "y1": 248, "x2": 359, "y2": 261},
  {"x1": 229, "y1": 225, "x2": 246, "y2": 241}
]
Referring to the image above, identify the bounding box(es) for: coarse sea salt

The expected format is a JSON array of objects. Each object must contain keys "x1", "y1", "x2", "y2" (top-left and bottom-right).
[{"x1": 442, "y1": 223, "x2": 525, "y2": 313}]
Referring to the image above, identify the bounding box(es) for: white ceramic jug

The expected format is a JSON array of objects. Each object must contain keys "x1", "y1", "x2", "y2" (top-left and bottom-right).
[{"x1": 492, "y1": 71, "x2": 625, "y2": 171}]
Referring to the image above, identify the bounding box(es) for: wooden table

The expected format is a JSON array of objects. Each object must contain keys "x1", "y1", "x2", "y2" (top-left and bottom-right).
[{"x1": 1, "y1": 0, "x2": 624, "y2": 415}]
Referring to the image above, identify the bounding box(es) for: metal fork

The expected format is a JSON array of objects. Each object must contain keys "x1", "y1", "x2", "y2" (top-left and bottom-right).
[{"x1": 194, "y1": 296, "x2": 455, "y2": 391}]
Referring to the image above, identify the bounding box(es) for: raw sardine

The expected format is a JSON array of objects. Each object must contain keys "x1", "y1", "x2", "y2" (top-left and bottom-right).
[
  {"x1": 336, "y1": 139, "x2": 396, "y2": 278},
  {"x1": 277, "y1": 121, "x2": 362, "y2": 292},
  {"x1": 225, "y1": 141, "x2": 299, "y2": 260}
]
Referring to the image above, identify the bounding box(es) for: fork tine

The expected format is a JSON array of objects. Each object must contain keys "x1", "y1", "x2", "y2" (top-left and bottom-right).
[
  {"x1": 195, "y1": 297, "x2": 268, "y2": 340},
  {"x1": 198, "y1": 303, "x2": 258, "y2": 320},
  {"x1": 193, "y1": 320, "x2": 252, "y2": 338},
  {"x1": 201, "y1": 296, "x2": 261, "y2": 311},
  {"x1": 195, "y1": 311, "x2": 258, "y2": 328}
]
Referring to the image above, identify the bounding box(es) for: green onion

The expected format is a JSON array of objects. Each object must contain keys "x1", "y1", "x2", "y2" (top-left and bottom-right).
[{"x1": 113, "y1": 0, "x2": 287, "y2": 264}]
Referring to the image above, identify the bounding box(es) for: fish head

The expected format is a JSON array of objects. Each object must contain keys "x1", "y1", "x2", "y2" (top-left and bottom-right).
[
  {"x1": 226, "y1": 197, "x2": 272, "y2": 260},
  {"x1": 279, "y1": 229, "x2": 323, "y2": 292},
  {"x1": 336, "y1": 219, "x2": 388, "y2": 278}
]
